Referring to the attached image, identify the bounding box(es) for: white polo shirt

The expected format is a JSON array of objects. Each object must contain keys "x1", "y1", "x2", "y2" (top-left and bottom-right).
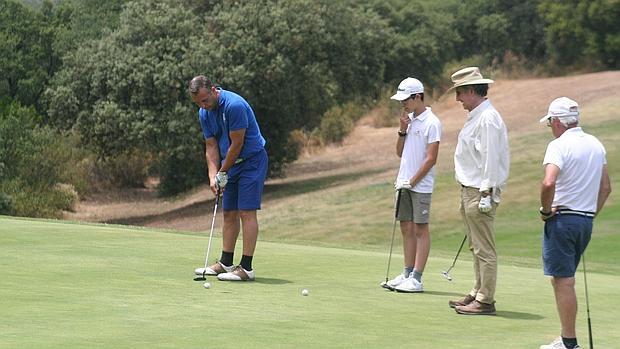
[
  {"x1": 396, "y1": 107, "x2": 442, "y2": 193},
  {"x1": 454, "y1": 99, "x2": 510, "y2": 202},
  {"x1": 543, "y1": 127, "x2": 607, "y2": 212}
]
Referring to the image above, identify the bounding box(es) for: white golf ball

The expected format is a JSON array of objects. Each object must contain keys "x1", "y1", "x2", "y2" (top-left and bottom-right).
[
  {"x1": 203, "y1": 282, "x2": 211, "y2": 289},
  {"x1": 301, "y1": 288, "x2": 309, "y2": 296}
]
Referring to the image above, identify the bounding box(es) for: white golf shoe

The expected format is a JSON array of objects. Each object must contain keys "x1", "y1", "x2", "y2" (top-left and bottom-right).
[
  {"x1": 217, "y1": 266, "x2": 255, "y2": 281},
  {"x1": 539, "y1": 337, "x2": 581, "y2": 349},
  {"x1": 380, "y1": 273, "x2": 407, "y2": 290},
  {"x1": 394, "y1": 276, "x2": 424, "y2": 293},
  {"x1": 195, "y1": 262, "x2": 233, "y2": 276}
]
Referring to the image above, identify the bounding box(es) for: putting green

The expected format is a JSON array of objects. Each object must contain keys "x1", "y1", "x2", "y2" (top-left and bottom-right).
[{"x1": 1, "y1": 217, "x2": 618, "y2": 348}]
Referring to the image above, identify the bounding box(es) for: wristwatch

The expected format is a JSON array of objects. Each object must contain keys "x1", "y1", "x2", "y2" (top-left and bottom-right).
[
  {"x1": 539, "y1": 206, "x2": 553, "y2": 218},
  {"x1": 397, "y1": 130, "x2": 407, "y2": 137}
]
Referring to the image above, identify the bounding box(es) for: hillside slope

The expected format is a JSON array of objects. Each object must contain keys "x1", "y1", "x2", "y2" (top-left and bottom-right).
[{"x1": 66, "y1": 71, "x2": 620, "y2": 235}]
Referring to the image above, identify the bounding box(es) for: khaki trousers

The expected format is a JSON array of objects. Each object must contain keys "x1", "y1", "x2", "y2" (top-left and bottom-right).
[{"x1": 460, "y1": 186, "x2": 498, "y2": 304}]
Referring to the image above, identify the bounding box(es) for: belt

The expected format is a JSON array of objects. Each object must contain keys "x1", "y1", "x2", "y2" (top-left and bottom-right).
[{"x1": 556, "y1": 209, "x2": 595, "y2": 218}]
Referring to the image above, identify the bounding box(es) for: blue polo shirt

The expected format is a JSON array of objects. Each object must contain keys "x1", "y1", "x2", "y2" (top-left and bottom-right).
[{"x1": 198, "y1": 89, "x2": 266, "y2": 163}]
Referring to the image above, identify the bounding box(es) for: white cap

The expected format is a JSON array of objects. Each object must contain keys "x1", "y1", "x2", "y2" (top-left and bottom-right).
[
  {"x1": 539, "y1": 97, "x2": 579, "y2": 123},
  {"x1": 391, "y1": 77, "x2": 424, "y2": 101}
]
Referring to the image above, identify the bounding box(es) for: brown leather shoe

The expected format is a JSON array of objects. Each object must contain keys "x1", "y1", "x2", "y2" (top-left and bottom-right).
[
  {"x1": 448, "y1": 294, "x2": 475, "y2": 308},
  {"x1": 454, "y1": 300, "x2": 496, "y2": 315}
]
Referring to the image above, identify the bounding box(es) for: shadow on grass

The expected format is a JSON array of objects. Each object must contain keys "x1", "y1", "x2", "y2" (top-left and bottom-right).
[
  {"x1": 263, "y1": 168, "x2": 386, "y2": 200},
  {"x1": 423, "y1": 290, "x2": 467, "y2": 297},
  {"x1": 255, "y1": 277, "x2": 292, "y2": 285},
  {"x1": 496, "y1": 310, "x2": 544, "y2": 320}
]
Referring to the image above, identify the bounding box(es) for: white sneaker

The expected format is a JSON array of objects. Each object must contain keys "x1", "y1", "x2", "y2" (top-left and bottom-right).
[
  {"x1": 380, "y1": 273, "x2": 407, "y2": 289},
  {"x1": 394, "y1": 276, "x2": 424, "y2": 293},
  {"x1": 195, "y1": 262, "x2": 233, "y2": 276},
  {"x1": 539, "y1": 337, "x2": 581, "y2": 349},
  {"x1": 217, "y1": 266, "x2": 255, "y2": 281}
]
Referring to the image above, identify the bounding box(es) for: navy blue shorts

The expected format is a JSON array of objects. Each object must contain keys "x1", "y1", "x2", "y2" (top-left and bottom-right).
[
  {"x1": 542, "y1": 214, "x2": 592, "y2": 277},
  {"x1": 223, "y1": 149, "x2": 268, "y2": 211}
]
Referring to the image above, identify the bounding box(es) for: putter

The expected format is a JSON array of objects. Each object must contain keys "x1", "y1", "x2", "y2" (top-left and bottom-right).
[
  {"x1": 441, "y1": 234, "x2": 467, "y2": 281},
  {"x1": 582, "y1": 254, "x2": 594, "y2": 349},
  {"x1": 194, "y1": 190, "x2": 221, "y2": 281},
  {"x1": 381, "y1": 189, "x2": 402, "y2": 289}
]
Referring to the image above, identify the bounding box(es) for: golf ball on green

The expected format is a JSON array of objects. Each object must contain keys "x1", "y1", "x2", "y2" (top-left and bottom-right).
[
  {"x1": 203, "y1": 282, "x2": 211, "y2": 289},
  {"x1": 301, "y1": 288, "x2": 309, "y2": 296}
]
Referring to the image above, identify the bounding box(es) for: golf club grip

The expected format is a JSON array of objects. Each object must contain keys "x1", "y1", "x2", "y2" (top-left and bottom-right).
[
  {"x1": 394, "y1": 189, "x2": 402, "y2": 218},
  {"x1": 588, "y1": 318, "x2": 593, "y2": 349}
]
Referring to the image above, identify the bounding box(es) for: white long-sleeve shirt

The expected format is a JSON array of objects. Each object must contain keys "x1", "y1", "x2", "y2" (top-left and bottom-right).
[{"x1": 454, "y1": 99, "x2": 510, "y2": 202}]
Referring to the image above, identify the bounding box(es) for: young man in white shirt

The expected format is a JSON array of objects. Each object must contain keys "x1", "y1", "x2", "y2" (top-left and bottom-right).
[
  {"x1": 538, "y1": 97, "x2": 611, "y2": 349},
  {"x1": 448, "y1": 67, "x2": 510, "y2": 315},
  {"x1": 381, "y1": 77, "x2": 442, "y2": 293}
]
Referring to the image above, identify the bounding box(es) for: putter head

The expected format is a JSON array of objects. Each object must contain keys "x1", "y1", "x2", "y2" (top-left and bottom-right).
[
  {"x1": 193, "y1": 273, "x2": 207, "y2": 281},
  {"x1": 441, "y1": 271, "x2": 453, "y2": 281},
  {"x1": 380, "y1": 281, "x2": 394, "y2": 291}
]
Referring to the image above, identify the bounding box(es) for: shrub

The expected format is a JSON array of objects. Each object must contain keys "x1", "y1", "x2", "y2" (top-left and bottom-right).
[
  {"x1": 0, "y1": 192, "x2": 12, "y2": 215},
  {"x1": 318, "y1": 106, "x2": 354, "y2": 144}
]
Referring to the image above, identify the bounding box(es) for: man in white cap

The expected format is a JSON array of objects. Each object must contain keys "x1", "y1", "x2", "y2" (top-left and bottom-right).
[
  {"x1": 538, "y1": 97, "x2": 611, "y2": 349},
  {"x1": 447, "y1": 67, "x2": 510, "y2": 315},
  {"x1": 381, "y1": 77, "x2": 442, "y2": 293}
]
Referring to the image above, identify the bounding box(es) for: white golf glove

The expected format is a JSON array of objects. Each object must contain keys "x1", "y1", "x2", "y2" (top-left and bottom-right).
[
  {"x1": 394, "y1": 179, "x2": 412, "y2": 190},
  {"x1": 215, "y1": 171, "x2": 228, "y2": 189},
  {"x1": 478, "y1": 195, "x2": 492, "y2": 213}
]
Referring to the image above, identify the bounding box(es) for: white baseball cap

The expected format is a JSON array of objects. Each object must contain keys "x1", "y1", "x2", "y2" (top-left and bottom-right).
[
  {"x1": 539, "y1": 97, "x2": 579, "y2": 123},
  {"x1": 391, "y1": 77, "x2": 424, "y2": 101}
]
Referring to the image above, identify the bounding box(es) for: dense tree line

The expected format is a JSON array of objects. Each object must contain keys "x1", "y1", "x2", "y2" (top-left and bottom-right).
[{"x1": 1, "y1": 0, "x2": 618, "y2": 216}]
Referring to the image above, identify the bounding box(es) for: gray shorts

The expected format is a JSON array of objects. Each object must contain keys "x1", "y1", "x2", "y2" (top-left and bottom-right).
[{"x1": 395, "y1": 190, "x2": 432, "y2": 224}]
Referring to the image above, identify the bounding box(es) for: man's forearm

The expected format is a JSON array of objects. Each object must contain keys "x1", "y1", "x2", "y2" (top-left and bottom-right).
[
  {"x1": 540, "y1": 185, "x2": 555, "y2": 212},
  {"x1": 205, "y1": 147, "x2": 221, "y2": 179},
  {"x1": 219, "y1": 143, "x2": 243, "y2": 172}
]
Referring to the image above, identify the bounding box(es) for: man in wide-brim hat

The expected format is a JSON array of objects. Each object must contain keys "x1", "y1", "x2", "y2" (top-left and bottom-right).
[{"x1": 447, "y1": 67, "x2": 510, "y2": 316}]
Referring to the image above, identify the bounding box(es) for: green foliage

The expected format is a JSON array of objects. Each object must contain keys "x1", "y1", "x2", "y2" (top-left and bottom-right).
[
  {"x1": 0, "y1": 191, "x2": 11, "y2": 214},
  {"x1": 203, "y1": 0, "x2": 392, "y2": 174},
  {"x1": 539, "y1": 0, "x2": 620, "y2": 68},
  {"x1": 51, "y1": 0, "x2": 126, "y2": 54},
  {"x1": 318, "y1": 106, "x2": 354, "y2": 144},
  {"x1": 45, "y1": 0, "x2": 391, "y2": 192},
  {"x1": 0, "y1": 0, "x2": 58, "y2": 111},
  {"x1": 0, "y1": 100, "x2": 89, "y2": 217},
  {"x1": 45, "y1": 0, "x2": 206, "y2": 195}
]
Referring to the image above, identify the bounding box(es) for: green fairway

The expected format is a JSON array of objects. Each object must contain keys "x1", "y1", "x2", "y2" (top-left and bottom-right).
[{"x1": 1, "y1": 217, "x2": 618, "y2": 348}]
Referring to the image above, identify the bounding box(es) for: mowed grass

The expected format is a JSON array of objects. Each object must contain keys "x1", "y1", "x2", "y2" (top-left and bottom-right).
[{"x1": 1, "y1": 217, "x2": 619, "y2": 349}]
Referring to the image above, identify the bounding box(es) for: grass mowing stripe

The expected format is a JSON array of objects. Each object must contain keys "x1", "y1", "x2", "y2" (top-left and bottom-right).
[{"x1": 1, "y1": 217, "x2": 619, "y2": 348}]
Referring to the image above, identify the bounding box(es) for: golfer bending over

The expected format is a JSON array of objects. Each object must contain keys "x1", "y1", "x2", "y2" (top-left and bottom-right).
[
  {"x1": 538, "y1": 97, "x2": 611, "y2": 349},
  {"x1": 189, "y1": 75, "x2": 268, "y2": 281},
  {"x1": 382, "y1": 77, "x2": 442, "y2": 293}
]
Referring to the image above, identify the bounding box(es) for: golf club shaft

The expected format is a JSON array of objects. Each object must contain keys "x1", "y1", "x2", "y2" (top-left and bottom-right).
[
  {"x1": 582, "y1": 254, "x2": 593, "y2": 349},
  {"x1": 385, "y1": 189, "x2": 402, "y2": 282},
  {"x1": 202, "y1": 190, "x2": 220, "y2": 272},
  {"x1": 446, "y1": 234, "x2": 467, "y2": 273}
]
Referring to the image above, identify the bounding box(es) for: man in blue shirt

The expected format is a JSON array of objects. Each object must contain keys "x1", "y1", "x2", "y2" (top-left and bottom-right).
[{"x1": 189, "y1": 75, "x2": 268, "y2": 281}]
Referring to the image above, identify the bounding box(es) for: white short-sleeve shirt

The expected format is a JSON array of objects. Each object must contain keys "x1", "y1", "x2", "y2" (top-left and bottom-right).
[
  {"x1": 543, "y1": 127, "x2": 607, "y2": 212},
  {"x1": 396, "y1": 107, "x2": 442, "y2": 193}
]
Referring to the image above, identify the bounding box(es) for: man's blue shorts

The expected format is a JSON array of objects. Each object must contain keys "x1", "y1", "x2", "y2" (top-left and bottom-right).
[
  {"x1": 542, "y1": 214, "x2": 592, "y2": 277},
  {"x1": 223, "y1": 149, "x2": 268, "y2": 211}
]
